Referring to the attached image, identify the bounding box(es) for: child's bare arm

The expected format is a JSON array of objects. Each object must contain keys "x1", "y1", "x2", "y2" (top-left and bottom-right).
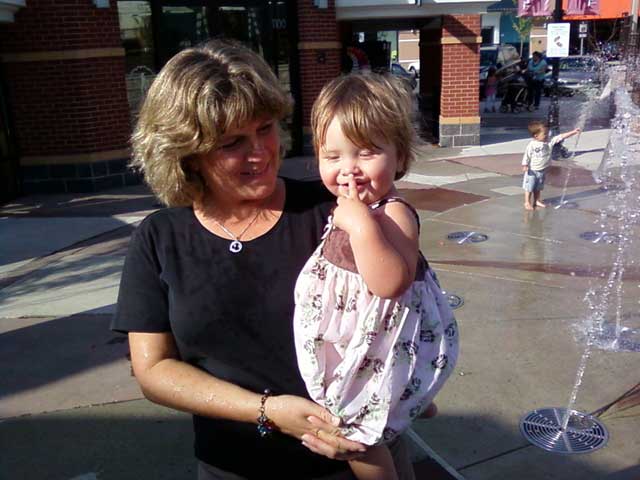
[
  {"x1": 559, "y1": 127, "x2": 581, "y2": 141},
  {"x1": 522, "y1": 144, "x2": 532, "y2": 171},
  {"x1": 332, "y1": 178, "x2": 419, "y2": 299}
]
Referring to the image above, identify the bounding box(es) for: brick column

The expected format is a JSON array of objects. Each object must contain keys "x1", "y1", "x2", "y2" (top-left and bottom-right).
[
  {"x1": 0, "y1": 0, "x2": 132, "y2": 193},
  {"x1": 439, "y1": 14, "x2": 481, "y2": 147},
  {"x1": 297, "y1": 0, "x2": 341, "y2": 154}
]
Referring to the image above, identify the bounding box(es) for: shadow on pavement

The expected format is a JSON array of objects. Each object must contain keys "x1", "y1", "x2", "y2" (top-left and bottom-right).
[
  {"x1": 0, "y1": 409, "x2": 624, "y2": 480},
  {"x1": 0, "y1": 312, "x2": 128, "y2": 410},
  {"x1": 0, "y1": 185, "x2": 158, "y2": 217}
]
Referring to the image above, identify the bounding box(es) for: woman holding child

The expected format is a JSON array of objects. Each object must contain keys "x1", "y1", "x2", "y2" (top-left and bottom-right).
[{"x1": 112, "y1": 40, "x2": 419, "y2": 479}]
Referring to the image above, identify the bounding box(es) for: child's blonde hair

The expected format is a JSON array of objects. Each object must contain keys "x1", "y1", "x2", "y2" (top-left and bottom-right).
[
  {"x1": 311, "y1": 73, "x2": 422, "y2": 180},
  {"x1": 528, "y1": 120, "x2": 548, "y2": 138}
]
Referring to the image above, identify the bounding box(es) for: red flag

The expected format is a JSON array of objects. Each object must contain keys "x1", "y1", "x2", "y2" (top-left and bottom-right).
[
  {"x1": 518, "y1": 0, "x2": 553, "y2": 16},
  {"x1": 566, "y1": 0, "x2": 599, "y2": 15}
]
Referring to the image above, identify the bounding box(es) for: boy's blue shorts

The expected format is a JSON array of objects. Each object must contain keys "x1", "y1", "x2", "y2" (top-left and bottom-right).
[{"x1": 523, "y1": 168, "x2": 546, "y2": 192}]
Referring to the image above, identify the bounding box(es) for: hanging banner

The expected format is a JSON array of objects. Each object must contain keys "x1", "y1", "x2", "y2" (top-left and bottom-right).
[
  {"x1": 547, "y1": 23, "x2": 571, "y2": 57},
  {"x1": 566, "y1": 0, "x2": 600, "y2": 15},
  {"x1": 517, "y1": 0, "x2": 553, "y2": 17}
]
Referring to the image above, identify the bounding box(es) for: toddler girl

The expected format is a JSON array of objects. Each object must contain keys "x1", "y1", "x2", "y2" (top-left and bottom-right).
[
  {"x1": 294, "y1": 73, "x2": 459, "y2": 480},
  {"x1": 484, "y1": 66, "x2": 499, "y2": 113}
]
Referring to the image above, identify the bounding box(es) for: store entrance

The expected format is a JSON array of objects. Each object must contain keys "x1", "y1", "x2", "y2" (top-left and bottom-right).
[
  {"x1": 154, "y1": 1, "x2": 299, "y2": 153},
  {"x1": 0, "y1": 77, "x2": 19, "y2": 203}
]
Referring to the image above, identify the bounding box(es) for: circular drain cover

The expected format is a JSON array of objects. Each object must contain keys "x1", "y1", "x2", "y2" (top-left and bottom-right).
[
  {"x1": 520, "y1": 408, "x2": 608, "y2": 455},
  {"x1": 442, "y1": 291, "x2": 464, "y2": 310},
  {"x1": 579, "y1": 231, "x2": 621, "y2": 244},
  {"x1": 593, "y1": 315, "x2": 640, "y2": 352},
  {"x1": 551, "y1": 200, "x2": 579, "y2": 209},
  {"x1": 600, "y1": 183, "x2": 625, "y2": 192},
  {"x1": 447, "y1": 231, "x2": 489, "y2": 243}
]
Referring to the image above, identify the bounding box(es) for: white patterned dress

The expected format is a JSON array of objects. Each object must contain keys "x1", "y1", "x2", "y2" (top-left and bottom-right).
[{"x1": 293, "y1": 198, "x2": 459, "y2": 445}]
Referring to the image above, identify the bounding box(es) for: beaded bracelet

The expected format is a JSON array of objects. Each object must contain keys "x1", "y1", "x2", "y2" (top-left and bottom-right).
[{"x1": 257, "y1": 388, "x2": 274, "y2": 437}]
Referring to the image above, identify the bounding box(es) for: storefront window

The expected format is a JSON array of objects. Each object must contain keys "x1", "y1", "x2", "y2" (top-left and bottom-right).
[
  {"x1": 158, "y1": 6, "x2": 210, "y2": 66},
  {"x1": 116, "y1": 1, "x2": 299, "y2": 153},
  {"x1": 118, "y1": 1, "x2": 156, "y2": 116},
  {"x1": 118, "y1": 1, "x2": 155, "y2": 73}
]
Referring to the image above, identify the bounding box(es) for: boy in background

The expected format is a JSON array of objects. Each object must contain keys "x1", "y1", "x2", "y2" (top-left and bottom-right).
[{"x1": 523, "y1": 121, "x2": 581, "y2": 210}]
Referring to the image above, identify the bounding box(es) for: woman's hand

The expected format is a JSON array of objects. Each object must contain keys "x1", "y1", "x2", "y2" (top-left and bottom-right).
[
  {"x1": 266, "y1": 394, "x2": 367, "y2": 461},
  {"x1": 332, "y1": 175, "x2": 372, "y2": 236}
]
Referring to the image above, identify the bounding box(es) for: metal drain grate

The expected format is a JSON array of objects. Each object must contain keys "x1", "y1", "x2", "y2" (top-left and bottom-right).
[
  {"x1": 551, "y1": 200, "x2": 579, "y2": 209},
  {"x1": 447, "y1": 231, "x2": 489, "y2": 244},
  {"x1": 593, "y1": 315, "x2": 640, "y2": 352},
  {"x1": 600, "y1": 184, "x2": 625, "y2": 192},
  {"x1": 579, "y1": 231, "x2": 622, "y2": 244},
  {"x1": 520, "y1": 408, "x2": 608, "y2": 455},
  {"x1": 443, "y1": 292, "x2": 464, "y2": 310}
]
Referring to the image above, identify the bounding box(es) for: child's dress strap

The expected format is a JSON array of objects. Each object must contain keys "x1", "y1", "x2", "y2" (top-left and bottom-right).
[{"x1": 369, "y1": 197, "x2": 421, "y2": 232}]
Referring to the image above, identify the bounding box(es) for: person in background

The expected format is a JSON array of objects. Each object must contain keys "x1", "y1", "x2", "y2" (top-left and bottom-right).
[
  {"x1": 484, "y1": 66, "x2": 499, "y2": 113},
  {"x1": 525, "y1": 51, "x2": 548, "y2": 110},
  {"x1": 522, "y1": 120, "x2": 581, "y2": 210}
]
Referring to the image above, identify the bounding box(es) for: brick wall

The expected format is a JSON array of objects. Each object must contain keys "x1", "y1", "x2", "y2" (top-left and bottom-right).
[
  {"x1": 0, "y1": 0, "x2": 121, "y2": 52},
  {"x1": 439, "y1": 14, "x2": 481, "y2": 146},
  {"x1": 5, "y1": 58, "x2": 130, "y2": 156},
  {"x1": 440, "y1": 14, "x2": 481, "y2": 119},
  {"x1": 297, "y1": 0, "x2": 341, "y2": 148},
  {"x1": 0, "y1": 0, "x2": 132, "y2": 193}
]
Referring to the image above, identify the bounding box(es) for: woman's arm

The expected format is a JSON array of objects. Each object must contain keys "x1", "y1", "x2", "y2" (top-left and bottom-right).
[
  {"x1": 130, "y1": 331, "x2": 261, "y2": 421},
  {"x1": 129, "y1": 331, "x2": 366, "y2": 460},
  {"x1": 333, "y1": 178, "x2": 419, "y2": 299}
]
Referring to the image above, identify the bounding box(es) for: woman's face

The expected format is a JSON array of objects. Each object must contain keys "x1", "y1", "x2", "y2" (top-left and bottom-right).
[{"x1": 195, "y1": 117, "x2": 281, "y2": 207}]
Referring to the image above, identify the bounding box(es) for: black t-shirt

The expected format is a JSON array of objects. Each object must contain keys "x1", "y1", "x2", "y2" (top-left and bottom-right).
[{"x1": 111, "y1": 178, "x2": 345, "y2": 478}]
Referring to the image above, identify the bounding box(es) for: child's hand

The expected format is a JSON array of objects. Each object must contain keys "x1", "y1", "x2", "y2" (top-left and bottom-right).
[
  {"x1": 522, "y1": 165, "x2": 529, "y2": 173},
  {"x1": 574, "y1": 127, "x2": 582, "y2": 134},
  {"x1": 332, "y1": 175, "x2": 372, "y2": 235}
]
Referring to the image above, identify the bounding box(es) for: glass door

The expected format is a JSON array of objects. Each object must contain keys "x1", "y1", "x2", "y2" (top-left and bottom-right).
[
  {"x1": 155, "y1": 2, "x2": 211, "y2": 66},
  {"x1": 0, "y1": 76, "x2": 19, "y2": 202},
  {"x1": 152, "y1": 0, "x2": 300, "y2": 154}
]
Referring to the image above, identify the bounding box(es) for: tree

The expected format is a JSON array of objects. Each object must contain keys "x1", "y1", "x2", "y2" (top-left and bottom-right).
[
  {"x1": 511, "y1": 0, "x2": 534, "y2": 56},
  {"x1": 511, "y1": 16, "x2": 534, "y2": 56}
]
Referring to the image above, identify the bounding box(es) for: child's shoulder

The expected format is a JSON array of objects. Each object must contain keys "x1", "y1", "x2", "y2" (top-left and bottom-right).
[{"x1": 373, "y1": 198, "x2": 420, "y2": 234}]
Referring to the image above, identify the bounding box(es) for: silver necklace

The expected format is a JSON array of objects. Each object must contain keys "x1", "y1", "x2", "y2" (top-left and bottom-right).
[{"x1": 210, "y1": 210, "x2": 262, "y2": 254}]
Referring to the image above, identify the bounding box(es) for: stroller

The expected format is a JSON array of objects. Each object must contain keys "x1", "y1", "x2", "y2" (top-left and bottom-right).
[{"x1": 498, "y1": 71, "x2": 533, "y2": 113}]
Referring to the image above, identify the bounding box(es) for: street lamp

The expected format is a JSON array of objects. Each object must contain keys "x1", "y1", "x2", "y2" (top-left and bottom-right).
[{"x1": 546, "y1": 0, "x2": 563, "y2": 138}]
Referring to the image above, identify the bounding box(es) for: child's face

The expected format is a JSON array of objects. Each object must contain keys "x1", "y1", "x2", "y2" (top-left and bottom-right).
[
  {"x1": 318, "y1": 117, "x2": 398, "y2": 204},
  {"x1": 534, "y1": 129, "x2": 548, "y2": 141}
]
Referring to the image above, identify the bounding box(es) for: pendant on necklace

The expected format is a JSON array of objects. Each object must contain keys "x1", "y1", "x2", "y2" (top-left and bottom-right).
[{"x1": 229, "y1": 240, "x2": 243, "y2": 254}]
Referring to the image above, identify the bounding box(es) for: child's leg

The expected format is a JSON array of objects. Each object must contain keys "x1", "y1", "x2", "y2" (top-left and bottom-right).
[
  {"x1": 418, "y1": 402, "x2": 438, "y2": 419},
  {"x1": 349, "y1": 444, "x2": 399, "y2": 480},
  {"x1": 533, "y1": 189, "x2": 546, "y2": 207},
  {"x1": 524, "y1": 190, "x2": 533, "y2": 210}
]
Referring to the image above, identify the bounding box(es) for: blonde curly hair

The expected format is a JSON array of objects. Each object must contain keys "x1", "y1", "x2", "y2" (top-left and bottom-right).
[
  {"x1": 311, "y1": 73, "x2": 422, "y2": 180},
  {"x1": 131, "y1": 39, "x2": 293, "y2": 206}
]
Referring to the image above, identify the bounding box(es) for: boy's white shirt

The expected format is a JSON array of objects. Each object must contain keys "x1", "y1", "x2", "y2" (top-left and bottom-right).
[{"x1": 522, "y1": 135, "x2": 563, "y2": 171}]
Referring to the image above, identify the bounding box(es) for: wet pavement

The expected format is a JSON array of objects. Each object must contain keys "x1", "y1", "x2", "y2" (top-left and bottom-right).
[{"x1": 1, "y1": 95, "x2": 639, "y2": 480}]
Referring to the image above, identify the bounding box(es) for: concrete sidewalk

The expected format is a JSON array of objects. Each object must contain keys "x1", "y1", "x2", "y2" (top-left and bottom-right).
[{"x1": 1, "y1": 93, "x2": 639, "y2": 480}]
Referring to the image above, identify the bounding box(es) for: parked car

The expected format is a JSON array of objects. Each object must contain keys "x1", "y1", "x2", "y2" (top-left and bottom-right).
[
  {"x1": 391, "y1": 62, "x2": 418, "y2": 90},
  {"x1": 543, "y1": 55, "x2": 602, "y2": 96},
  {"x1": 480, "y1": 44, "x2": 521, "y2": 97},
  {"x1": 407, "y1": 61, "x2": 420, "y2": 77}
]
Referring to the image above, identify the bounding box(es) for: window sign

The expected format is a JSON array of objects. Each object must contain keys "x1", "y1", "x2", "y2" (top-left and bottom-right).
[{"x1": 546, "y1": 23, "x2": 570, "y2": 58}]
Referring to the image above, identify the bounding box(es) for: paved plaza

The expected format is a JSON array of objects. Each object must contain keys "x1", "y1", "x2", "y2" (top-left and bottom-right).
[{"x1": 1, "y1": 95, "x2": 639, "y2": 479}]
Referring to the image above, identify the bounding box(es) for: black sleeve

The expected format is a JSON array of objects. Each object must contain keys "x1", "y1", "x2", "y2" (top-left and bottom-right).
[{"x1": 111, "y1": 216, "x2": 170, "y2": 334}]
